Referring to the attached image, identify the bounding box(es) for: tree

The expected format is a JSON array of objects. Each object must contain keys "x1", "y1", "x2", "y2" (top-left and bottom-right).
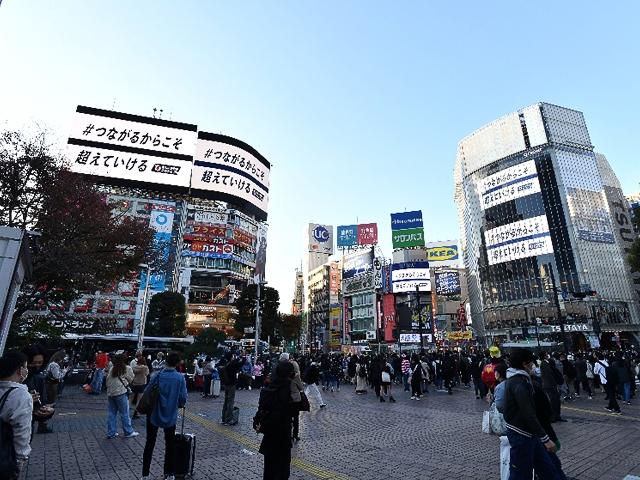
[
  {"x1": 145, "y1": 291, "x2": 187, "y2": 337},
  {"x1": 233, "y1": 284, "x2": 280, "y2": 344},
  {"x1": 184, "y1": 327, "x2": 226, "y2": 359},
  {"x1": 628, "y1": 206, "x2": 640, "y2": 272},
  {"x1": 281, "y1": 314, "x2": 302, "y2": 344},
  {"x1": 1, "y1": 126, "x2": 158, "y2": 324}
]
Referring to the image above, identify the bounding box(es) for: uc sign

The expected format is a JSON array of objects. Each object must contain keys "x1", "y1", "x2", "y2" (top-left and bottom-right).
[{"x1": 427, "y1": 246, "x2": 458, "y2": 261}]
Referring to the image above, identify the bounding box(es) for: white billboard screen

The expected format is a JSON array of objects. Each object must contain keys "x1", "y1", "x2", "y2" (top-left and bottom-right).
[
  {"x1": 484, "y1": 215, "x2": 554, "y2": 265},
  {"x1": 65, "y1": 106, "x2": 197, "y2": 192},
  {"x1": 191, "y1": 132, "x2": 270, "y2": 221},
  {"x1": 479, "y1": 159, "x2": 541, "y2": 211}
]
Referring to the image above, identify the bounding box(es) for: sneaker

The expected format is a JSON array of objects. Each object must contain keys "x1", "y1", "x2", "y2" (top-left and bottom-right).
[
  {"x1": 604, "y1": 407, "x2": 614, "y2": 413},
  {"x1": 107, "y1": 433, "x2": 119, "y2": 439},
  {"x1": 574, "y1": 393, "x2": 580, "y2": 397},
  {"x1": 331, "y1": 387, "x2": 334, "y2": 392},
  {"x1": 626, "y1": 402, "x2": 631, "y2": 405},
  {"x1": 612, "y1": 410, "x2": 622, "y2": 415},
  {"x1": 248, "y1": 386, "x2": 252, "y2": 390},
  {"x1": 415, "y1": 397, "x2": 420, "y2": 401},
  {"x1": 124, "y1": 431, "x2": 139, "y2": 438},
  {"x1": 337, "y1": 388, "x2": 340, "y2": 392},
  {"x1": 411, "y1": 396, "x2": 416, "y2": 400},
  {"x1": 320, "y1": 404, "x2": 327, "y2": 409},
  {"x1": 588, "y1": 396, "x2": 593, "y2": 400}
]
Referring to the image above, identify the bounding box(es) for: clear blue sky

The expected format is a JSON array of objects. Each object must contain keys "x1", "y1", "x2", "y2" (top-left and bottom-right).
[{"x1": 1, "y1": 1, "x2": 639, "y2": 310}]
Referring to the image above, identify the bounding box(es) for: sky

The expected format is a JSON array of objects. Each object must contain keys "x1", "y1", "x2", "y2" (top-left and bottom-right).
[{"x1": 1, "y1": 1, "x2": 639, "y2": 311}]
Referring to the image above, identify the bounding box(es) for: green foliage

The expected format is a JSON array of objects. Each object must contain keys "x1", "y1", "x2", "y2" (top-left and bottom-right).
[
  {"x1": 233, "y1": 284, "x2": 280, "y2": 344},
  {"x1": 145, "y1": 291, "x2": 187, "y2": 337},
  {"x1": 5, "y1": 315, "x2": 64, "y2": 350},
  {"x1": 281, "y1": 314, "x2": 302, "y2": 343},
  {"x1": 184, "y1": 327, "x2": 226, "y2": 359}
]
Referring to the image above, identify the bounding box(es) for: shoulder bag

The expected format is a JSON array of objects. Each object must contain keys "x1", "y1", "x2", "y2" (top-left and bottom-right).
[
  {"x1": 299, "y1": 391, "x2": 311, "y2": 412},
  {"x1": 118, "y1": 376, "x2": 133, "y2": 397},
  {"x1": 0, "y1": 388, "x2": 18, "y2": 478},
  {"x1": 136, "y1": 372, "x2": 161, "y2": 415}
]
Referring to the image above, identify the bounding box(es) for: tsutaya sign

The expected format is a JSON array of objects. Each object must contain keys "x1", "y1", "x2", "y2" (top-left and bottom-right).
[{"x1": 550, "y1": 324, "x2": 588, "y2": 333}]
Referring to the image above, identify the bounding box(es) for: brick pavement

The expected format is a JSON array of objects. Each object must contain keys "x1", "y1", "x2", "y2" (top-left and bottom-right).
[{"x1": 21, "y1": 382, "x2": 640, "y2": 480}]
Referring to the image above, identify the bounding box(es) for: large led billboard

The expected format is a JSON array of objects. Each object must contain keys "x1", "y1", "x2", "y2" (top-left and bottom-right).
[
  {"x1": 434, "y1": 270, "x2": 461, "y2": 296},
  {"x1": 343, "y1": 247, "x2": 374, "y2": 279},
  {"x1": 66, "y1": 106, "x2": 197, "y2": 194},
  {"x1": 192, "y1": 132, "x2": 270, "y2": 221},
  {"x1": 484, "y1": 215, "x2": 554, "y2": 265},
  {"x1": 478, "y1": 159, "x2": 541, "y2": 210}
]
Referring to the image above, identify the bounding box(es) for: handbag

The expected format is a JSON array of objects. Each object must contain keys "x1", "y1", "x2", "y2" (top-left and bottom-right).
[
  {"x1": 118, "y1": 376, "x2": 133, "y2": 396},
  {"x1": 482, "y1": 410, "x2": 491, "y2": 434},
  {"x1": 0, "y1": 388, "x2": 17, "y2": 479},
  {"x1": 381, "y1": 371, "x2": 391, "y2": 383},
  {"x1": 489, "y1": 403, "x2": 507, "y2": 435},
  {"x1": 299, "y1": 391, "x2": 311, "y2": 412},
  {"x1": 136, "y1": 372, "x2": 161, "y2": 415}
]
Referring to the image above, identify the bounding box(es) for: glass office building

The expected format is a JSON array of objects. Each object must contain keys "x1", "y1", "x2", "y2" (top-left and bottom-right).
[{"x1": 454, "y1": 103, "x2": 640, "y2": 349}]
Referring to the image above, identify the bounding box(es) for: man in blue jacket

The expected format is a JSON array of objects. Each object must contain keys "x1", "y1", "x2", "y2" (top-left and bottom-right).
[{"x1": 140, "y1": 352, "x2": 188, "y2": 480}]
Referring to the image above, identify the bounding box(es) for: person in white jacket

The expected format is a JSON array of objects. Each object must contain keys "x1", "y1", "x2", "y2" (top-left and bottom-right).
[{"x1": 0, "y1": 351, "x2": 38, "y2": 478}]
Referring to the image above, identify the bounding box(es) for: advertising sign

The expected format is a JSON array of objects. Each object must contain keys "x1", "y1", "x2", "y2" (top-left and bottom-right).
[
  {"x1": 343, "y1": 247, "x2": 374, "y2": 279},
  {"x1": 478, "y1": 160, "x2": 541, "y2": 210},
  {"x1": 194, "y1": 210, "x2": 228, "y2": 225},
  {"x1": 330, "y1": 306, "x2": 341, "y2": 331},
  {"x1": 357, "y1": 223, "x2": 378, "y2": 245},
  {"x1": 307, "y1": 223, "x2": 334, "y2": 254},
  {"x1": 382, "y1": 294, "x2": 396, "y2": 342},
  {"x1": 330, "y1": 262, "x2": 339, "y2": 292},
  {"x1": 445, "y1": 331, "x2": 473, "y2": 341},
  {"x1": 435, "y1": 270, "x2": 461, "y2": 296},
  {"x1": 337, "y1": 225, "x2": 358, "y2": 247},
  {"x1": 484, "y1": 215, "x2": 554, "y2": 265},
  {"x1": 373, "y1": 257, "x2": 383, "y2": 290},
  {"x1": 66, "y1": 106, "x2": 197, "y2": 193},
  {"x1": 391, "y1": 261, "x2": 430, "y2": 293},
  {"x1": 254, "y1": 223, "x2": 268, "y2": 284},
  {"x1": 192, "y1": 132, "x2": 270, "y2": 221},
  {"x1": 392, "y1": 227, "x2": 425, "y2": 249},
  {"x1": 425, "y1": 241, "x2": 460, "y2": 268},
  {"x1": 390, "y1": 211, "x2": 424, "y2": 231}
]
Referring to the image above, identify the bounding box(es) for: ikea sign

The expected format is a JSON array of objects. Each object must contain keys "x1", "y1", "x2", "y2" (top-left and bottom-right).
[{"x1": 425, "y1": 241, "x2": 460, "y2": 267}]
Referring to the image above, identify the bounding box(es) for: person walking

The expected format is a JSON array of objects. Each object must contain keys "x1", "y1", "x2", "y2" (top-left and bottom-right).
[
  {"x1": 613, "y1": 353, "x2": 632, "y2": 405},
  {"x1": 130, "y1": 356, "x2": 149, "y2": 419},
  {"x1": 256, "y1": 361, "x2": 295, "y2": 480},
  {"x1": 0, "y1": 352, "x2": 34, "y2": 479},
  {"x1": 21, "y1": 344, "x2": 54, "y2": 434},
  {"x1": 44, "y1": 350, "x2": 68, "y2": 406},
  {"x1": 151, "y1": 352, "x2": 165, "y2": 374},
  {"x1": 573, "y1": 354, "x2": 592, "y2": 400},
  {"x1": 503, "y1": 348, "x2": 564, "y2": 480},
  {"x1": 105, "y1": 354, "x2": 138, "y2": 439},
  {"x1": 401, "y1": 354, "x2": 411, "y2": 392},
  {"x1": 539, "y1": 351, "x2": 565, "y2": 422},
  {"x1": 281, "y1": 353, "x2": 305, "y2": 441},
  {"x1": 410, "y1": 354, "x2": 427, "y2": 400},
  {"x1": 140, "y1": 352, "x2": 188, "y2": 480},
  {"x1": 595, "y1": 352, "x2": 621, "y2": 414},
  {"x1": 303, "y1": 361, "x2": 326, "y2": 407},
  {"x1": 201, "y1": 357, "x2": 214, "y2": 398},
  {"x1": 380, "y1": 359, "x2": 396, "y2": 403},
  {"x1": 355, "y1": 358, "x2": 368, "y2": 395}
]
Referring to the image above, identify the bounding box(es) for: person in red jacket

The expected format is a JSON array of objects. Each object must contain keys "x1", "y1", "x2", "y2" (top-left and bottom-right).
[{"x1": 89, "y1": 350, "x2": 109, "y2": 394}]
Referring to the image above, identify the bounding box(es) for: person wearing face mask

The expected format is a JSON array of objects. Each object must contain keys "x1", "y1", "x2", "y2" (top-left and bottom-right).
[
  {"x1": 21, "y1": 344, "x2": 55, "y2": 434},
  {"x1": 0, "y1": 351, "x2": 35, "y2": 479},
  {"x1": 503, "y1": 348, "x2": 564, "y2": 480}
]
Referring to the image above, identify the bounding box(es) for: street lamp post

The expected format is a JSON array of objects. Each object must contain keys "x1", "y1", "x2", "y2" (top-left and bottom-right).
[
  {"x1": 137, "y1": 263, "x2": 152, "y2": 352},
  {"x1": 416, "y1": 285, "x2": 425, "y2": 354},
  {"x1": 547, "y1": 263, "x2": 569, "y2": 355}
]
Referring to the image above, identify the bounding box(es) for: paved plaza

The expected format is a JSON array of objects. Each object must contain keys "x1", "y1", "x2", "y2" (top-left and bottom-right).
[{"x1": 22, "y1": 382, "x2": 640, "y2": 480}]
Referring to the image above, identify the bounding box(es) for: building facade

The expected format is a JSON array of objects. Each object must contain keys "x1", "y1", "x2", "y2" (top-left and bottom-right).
[{"x1": 454, "y1": 102, "x2": 640, "y2": 350}]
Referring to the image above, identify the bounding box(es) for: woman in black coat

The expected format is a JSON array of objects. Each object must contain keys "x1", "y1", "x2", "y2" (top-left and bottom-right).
[{"x1": 257, "y1": 361, "x2": 294, "y2": 480}]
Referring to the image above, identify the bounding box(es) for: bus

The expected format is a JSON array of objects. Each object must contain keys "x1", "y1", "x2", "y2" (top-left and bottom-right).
[
  {"x1": 59, "y1": 333, "x2": 194, "y2": 365},
  {"x1": 240, "y1": 338, "x2": 269, "y2": 353}
]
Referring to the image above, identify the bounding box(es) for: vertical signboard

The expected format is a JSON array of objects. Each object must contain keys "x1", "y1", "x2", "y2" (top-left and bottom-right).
[
  {"x1": 330, "y1": 305, "x2": 341, "y2": 331},
  {"x1": 382, "y1": 293, "x2": 396, "y2": 342},
  {"x1": 390, "y1": 211, "x2": 425, "y2": 249},
  {"x1": 329, "y1": 262, "x2": 339, "y2": 292},
  {"x1": 254, "y1": 223, "x2": 268, "y2": 283}
]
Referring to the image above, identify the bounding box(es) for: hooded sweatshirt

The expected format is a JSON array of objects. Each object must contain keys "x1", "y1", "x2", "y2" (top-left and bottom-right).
[{"x1": 503, "y1": 368, "x2": 549, "y2": 443}]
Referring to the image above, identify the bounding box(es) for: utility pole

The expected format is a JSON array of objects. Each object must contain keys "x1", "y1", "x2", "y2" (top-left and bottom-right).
[
  {"x1": 254, "y1": 282, "x2": 266, "y2": 365},
  {"x1": 548, "y1": 264, "x2": 569, "y2": 355}
]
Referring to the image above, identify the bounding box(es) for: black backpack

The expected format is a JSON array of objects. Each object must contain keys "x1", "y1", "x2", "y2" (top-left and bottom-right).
[
  {"x1": 549, "y1": 363, "x2": 564, "y2": 385},
  {"x1": 0, "y1": 388, "x2": 17, "y2": 479},
  {"x1": 252, "y1": 385, "x2": 278, "y2": 434},
  {"x1": 217, "y1": 365, "x2": 229, "y2": 385},
  {"x1": 358, "y1": 365, "x2": 367, "y2": 378}
]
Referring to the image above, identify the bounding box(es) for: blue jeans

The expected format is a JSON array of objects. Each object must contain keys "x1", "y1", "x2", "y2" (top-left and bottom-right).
[
  {"x1": 108, "y1": 393, "x2": 135, "y2": 437},
  {"x1": 321, "y1": 371, "x2": 331, "y2": 389},
  {"x1": 91, "y1": 368, "x2": 105, "y2": 393},
  {"x1": 222, "y1": 384, "x2": 236, "y2": 423},
  {"x1": 403, "y1": 373, "x2": 410, "y2": 391},
  {"x1": 506, "y1": 430, "x2": 563, "y2": 480},
  {"x1": 620, "y1": 382, "x2": 631, "y2": 403},
  {"x1": 330, "y1": 374, "x2": 341, "y2": 389}
]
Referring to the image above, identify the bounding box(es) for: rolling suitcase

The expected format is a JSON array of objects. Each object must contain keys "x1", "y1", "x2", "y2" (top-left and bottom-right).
[
  {"x1": 175, "y1": 408, "x2": 196, "y2": 478},
  {"x1": 211, "y1": 379, "x2": 221, "y2": 398}
]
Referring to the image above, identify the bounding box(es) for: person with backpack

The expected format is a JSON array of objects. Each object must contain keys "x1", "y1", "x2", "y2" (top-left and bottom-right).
[
  {"x1": 573, "y1": 354, "x2": 593, "y2": 400},
  {"x1": 410, "y1": 354, "x2": 427, "y2": 400},
  {"x1": 355, "y1": 358, "x2": 368, "y2": 395},
  {"x1": 254, "y1": 361, "x2": 295, "y2": 480},
  {"x1": 441, "y1": 351, "x2": 456, "y2": 395},
  {"x1": 217, "y1": 352, "x2": 243, "y2": 425},
  {"x1": 613, "y1": 353, "x2": 633, "y2": 405},
  {"x1": 594, "y1": 352, "x2": 621, "y2": 414}
]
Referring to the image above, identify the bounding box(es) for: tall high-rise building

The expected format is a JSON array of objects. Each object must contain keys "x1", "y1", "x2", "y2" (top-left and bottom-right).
[{"x1": 454, "y1": 102, "x2": 640, "y2": 349}]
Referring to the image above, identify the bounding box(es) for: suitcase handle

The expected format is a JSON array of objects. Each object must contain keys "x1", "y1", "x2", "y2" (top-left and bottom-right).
[{"x1": 181, "y1": 406, "x2": 186, "y2": 435}]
